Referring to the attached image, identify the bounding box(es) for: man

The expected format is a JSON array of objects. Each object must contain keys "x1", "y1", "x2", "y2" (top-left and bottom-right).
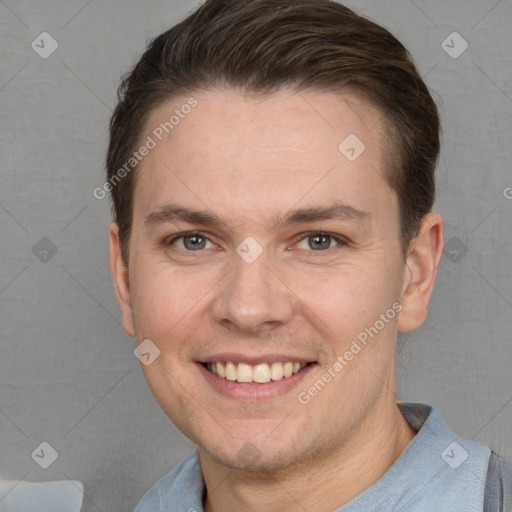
[{"x1": 106, "y1": 1, "x2": 511, "y2": 510}]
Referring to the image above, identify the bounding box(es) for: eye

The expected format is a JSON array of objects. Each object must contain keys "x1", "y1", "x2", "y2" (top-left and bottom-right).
[
  {"x1": 168, "y1": 231, "x2": 215, "y2": 251},
  {"x1": 295, "y1": 232, "x2": 346, "y2": 251}
]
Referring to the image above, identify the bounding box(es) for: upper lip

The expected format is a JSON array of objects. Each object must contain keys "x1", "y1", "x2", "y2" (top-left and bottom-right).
[{"x1": 198, "y1": 353, "x2": 317, "y2": 365}]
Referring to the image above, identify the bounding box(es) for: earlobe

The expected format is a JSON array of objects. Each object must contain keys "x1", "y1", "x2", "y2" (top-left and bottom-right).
[
  {"x1": 109, "y1": 223, "x2": 135, "y2": 336},
  {"x1": 397, "y1": 213, "x2": 444, "y2": 332}
]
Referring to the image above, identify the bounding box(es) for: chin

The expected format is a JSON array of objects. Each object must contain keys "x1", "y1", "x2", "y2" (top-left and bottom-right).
[{"x1": 196, "y1": 431, "x2": 316, "y2": 473}]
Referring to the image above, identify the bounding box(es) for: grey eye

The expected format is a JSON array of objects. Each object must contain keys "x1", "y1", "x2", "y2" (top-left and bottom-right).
[
  {"x1": 182, "y1": 234, "x2": 207, "y2": 250},
  {"x1": 171, "y1": 233, "x2": 214, "y2": 251},
  {"x1": 296, "y1": 233, "x2": 342, "y2": 251},
  {"x1": 307, "y1": 234, "x2": 333, "y2": 250}
]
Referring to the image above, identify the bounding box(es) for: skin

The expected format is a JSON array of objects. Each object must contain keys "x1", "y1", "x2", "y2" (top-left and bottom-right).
[{"x1": 110, "y1": 87, "x2": 444, "y2": 511}]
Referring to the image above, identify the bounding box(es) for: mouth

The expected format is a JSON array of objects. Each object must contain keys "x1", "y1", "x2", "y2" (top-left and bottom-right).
[{"x1": 202, "y1": 361, "x2": 312, "y2": 383}]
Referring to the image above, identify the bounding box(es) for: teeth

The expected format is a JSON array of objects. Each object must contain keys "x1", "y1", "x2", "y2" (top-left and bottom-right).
[
  {"x1": 216, "y1": 361, "x2": 225, "y2": 378},
  {"x1": 270, "y1": 362, "x2": 284, "y2": 380},
  {"x1": 206, "y1": 361, "x2": 308, "y2": 383},
  {"x1": 253, "y1": 364, "x2": 271, "y2": 383},
  {"x1": 237, "y1": 363, "x2": 253, "y2": 383},
  {"x1": 225, "y1": 361, "x2": 237, "y2": 381}
]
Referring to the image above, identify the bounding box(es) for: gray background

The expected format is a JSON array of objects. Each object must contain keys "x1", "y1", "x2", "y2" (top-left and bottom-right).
[{"x1": 0, "y1": 0, "x2": 511, "y2": 510}]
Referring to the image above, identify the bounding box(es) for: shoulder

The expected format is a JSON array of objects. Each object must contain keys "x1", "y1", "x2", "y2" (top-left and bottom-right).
[
  {"x1": 484, "y1": 450, "x2": 512, "y2": 511},
  {"x1": 134, "y1": 451, "x2": 204, "y2": 512},
  {"x1": 402, "y1": 402, "x2": 512, "y2": 511}
]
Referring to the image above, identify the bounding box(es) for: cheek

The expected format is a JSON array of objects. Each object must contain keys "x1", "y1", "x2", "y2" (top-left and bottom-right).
[
  {"x1": 288, "y1": 261, "x2": 400, "y2": 349},
  {"x1": 129, "y1": 262, "x2": 217, "y2": 339},
  {"x1": 299, "y1": 261, "x2": 386, "y2": 312}
]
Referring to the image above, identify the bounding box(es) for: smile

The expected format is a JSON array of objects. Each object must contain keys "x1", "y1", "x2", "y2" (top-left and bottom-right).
[{"x1": 204, "y1": 361, "x2": 310, "y2": 383}]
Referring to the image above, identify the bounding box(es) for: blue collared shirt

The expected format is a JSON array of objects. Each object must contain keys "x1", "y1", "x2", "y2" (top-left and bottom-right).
[{"x1": 135, "y1": 402, "x2": 491, "y2": 511}]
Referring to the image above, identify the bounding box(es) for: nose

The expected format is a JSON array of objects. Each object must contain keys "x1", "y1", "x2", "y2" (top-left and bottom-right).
[{"x1": 211, "y1": 249, "x2": 294, "y2": 334}]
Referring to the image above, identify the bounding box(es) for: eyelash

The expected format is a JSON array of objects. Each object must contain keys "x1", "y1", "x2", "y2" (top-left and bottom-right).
[{"x1": 165, "y1": 231, "x2": 349, "y2": 253}]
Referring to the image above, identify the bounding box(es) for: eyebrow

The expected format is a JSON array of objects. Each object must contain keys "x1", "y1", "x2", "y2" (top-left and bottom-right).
[
  {"x1": 144, "y1": 202, "x2": 371, "y2": 232},
  {"x1": 273, "y1": 203, "x2": 371, "y2": 230}
]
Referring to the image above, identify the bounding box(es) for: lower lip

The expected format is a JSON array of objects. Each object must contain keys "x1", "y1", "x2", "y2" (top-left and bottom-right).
[{"x1": 196, "y1": 362, "x2": 318, "y2": 401}]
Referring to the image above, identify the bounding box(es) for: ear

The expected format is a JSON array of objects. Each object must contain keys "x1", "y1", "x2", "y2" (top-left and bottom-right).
[
  {"x1": 109, "y1": 223, "x2": 135, "y2": 336},
  {"x1": 397, "y1": 212, "x2": 444, "y2": 332}
]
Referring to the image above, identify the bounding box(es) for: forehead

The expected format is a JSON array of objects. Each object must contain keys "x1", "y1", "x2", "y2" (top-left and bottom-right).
[
  {"x1": 132, "y1": 87, "x2": 396, "y2": 230},
  {"x1": 143, "y1": 86, "x2": 385, "y2": 154}
]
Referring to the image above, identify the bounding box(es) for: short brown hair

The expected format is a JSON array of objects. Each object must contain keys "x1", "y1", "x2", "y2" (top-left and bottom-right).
[{"x1": 106, "y1": 0, "x2": 440, "y2": 262}]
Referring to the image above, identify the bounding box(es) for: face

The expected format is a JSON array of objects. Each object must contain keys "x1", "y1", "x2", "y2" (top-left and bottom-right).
[{"x1": 111, "y1": 87, "x2": 428, "y2": 471}]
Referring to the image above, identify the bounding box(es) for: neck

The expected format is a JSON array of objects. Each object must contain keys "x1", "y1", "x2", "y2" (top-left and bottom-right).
[{"x1": 201, "y1": 399, "x2": 416, "y2": 512}]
